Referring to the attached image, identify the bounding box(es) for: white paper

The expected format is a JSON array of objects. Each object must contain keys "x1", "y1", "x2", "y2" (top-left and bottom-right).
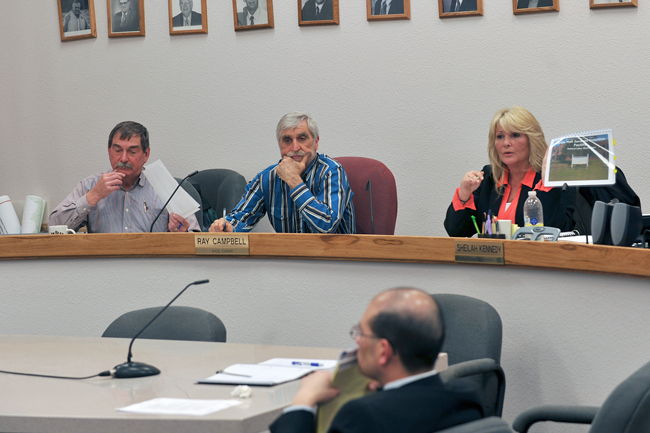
[
  {"x1": 143, "y1": 160, "x2": 200, "y2": 220},
  {"x1": 0, "y1": 195, "x2": 21, "y2": 234},
  {"x1": 199, "y1": 363, "x2": 315, "y2": 386},
  {"x1": 117, "y1": 398, "x2": 241, "y2": 416},
  {"x1": 21, "y1": 195, "x2": 45, "y2": 234}
]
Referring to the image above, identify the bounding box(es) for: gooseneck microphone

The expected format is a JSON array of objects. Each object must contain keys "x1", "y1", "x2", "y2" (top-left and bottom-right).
[
  {"x1": 149, "y1": 170, "x2": 199, "y2": 232},
  {"x1": 111, "y1": 279, "x2": 210, "y2": 379},
  {"x1": 366, "y1": 180, "x2": 374, "y2": 235},
  {"x1": 562, "y1": 183, "x2": 589, "y2": 244}
]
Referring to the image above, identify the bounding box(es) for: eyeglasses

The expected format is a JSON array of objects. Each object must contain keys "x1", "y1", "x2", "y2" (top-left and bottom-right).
[{"x1": 349, "y1": 324, "x2": 378, "y2": 341}]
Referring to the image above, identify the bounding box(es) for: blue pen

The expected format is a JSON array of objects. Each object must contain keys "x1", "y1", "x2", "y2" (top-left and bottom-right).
[
  {"x1": 222, "y1": 208, "x2": 227, "y2": 231},
  {"x1": 486, "y1": 214, "x2": 492, "y2": 235},
  {"x1": 292, "y1": 361, "x2": 323, "y2": 367}
]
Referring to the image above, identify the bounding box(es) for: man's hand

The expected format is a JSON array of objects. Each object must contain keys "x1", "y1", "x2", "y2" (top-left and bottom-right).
[
  {"x1": 86, "y1": 171, "x2": 125, "y2": 206},
  {"x1": 459, "y1": 170, "x2": 484, "y2": 202},
  {"x1": 292, "y1": 371, "x2": 340, "y2": 407},
  {"x1": 276, "y1": 156, "x2": 305, "y2": 189},
  {"x1": 208, "y1": 218, "x2": 232, "y2": 233},
  {"x1": 168, "y1": 213, "x2": 190, "y2": 232}
]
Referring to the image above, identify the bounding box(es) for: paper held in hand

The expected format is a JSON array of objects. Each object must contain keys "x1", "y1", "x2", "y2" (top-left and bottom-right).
[
  {"x1": 144, "y1": 160, "x2": 200, "y2": 220},
  {"x1": 544, "y1": 129, "x2": 616, "y2": 188}
]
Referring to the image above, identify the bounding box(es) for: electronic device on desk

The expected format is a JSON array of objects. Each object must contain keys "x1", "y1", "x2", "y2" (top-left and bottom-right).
[{"x1": 592, "y1": 201, "x2": 644, "y2": 247}]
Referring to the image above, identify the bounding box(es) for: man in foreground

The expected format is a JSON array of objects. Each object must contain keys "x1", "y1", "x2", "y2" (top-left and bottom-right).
[
  {"x1": 209, "y1": 112, "x2": 355, "y2": 234},
  {"x1": 49, "y1": 121, "x2": 199, "y2": 233},
  {"x1": 270, "y1": 288, "x2": 483, "y2": 433}
]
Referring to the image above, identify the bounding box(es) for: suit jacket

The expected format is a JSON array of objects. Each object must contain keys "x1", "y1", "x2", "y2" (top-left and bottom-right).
[
  {"x1": 112, "y1": 9, "x2": 139, "y2": 32},
  {"x1": 269, "y1": 375, "x2": 483, "y2": 433},
  {"x1": 373, "y1": 0, "x2": 404, "y2": 15},
  {"x1": 448, "y1": 0, "x2": 477, "y2": 12},
  {"x1": 517, "y1": 0, "x2": 553, "y2": 8},
  {"x1": 172, "y1": 10, "x2": 202, "y2": 27},
  {"x1": 301, "y1": 0, "x2": 334, "y2": 21},
  {"x1": 444, "y1": 165, "x2": 573, "y2": 237}
]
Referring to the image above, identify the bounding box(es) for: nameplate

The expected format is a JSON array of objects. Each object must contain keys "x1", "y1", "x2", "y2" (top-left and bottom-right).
[
  {"x1": 194, "y1": 234, "x2": 250, "y2": 255},
  {"x1": 454, "y1": 240, "x2": 504, "y2": 265}
]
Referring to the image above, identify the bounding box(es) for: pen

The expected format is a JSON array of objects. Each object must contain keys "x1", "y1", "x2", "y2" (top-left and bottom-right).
[
  {"x1": 223, "y1": 208, "x2": 227, "y2": 231},
  {"x1": 217, "y1": 370, "x2": 253, "y2": 377},
  {"x1": 471, "y1": 215, "x2": 480, "y2": 235},
  {"x1": 177, "y1": 222, "x2": 183, "y2": 231},
  {"x1": 292, "y1": 361, "x2": 323, "y2": 367}
]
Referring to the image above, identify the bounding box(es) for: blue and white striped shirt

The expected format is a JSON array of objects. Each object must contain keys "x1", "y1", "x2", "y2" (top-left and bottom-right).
[{"x1": 227, "y1": 154, "x2": 355, "y2": 234}]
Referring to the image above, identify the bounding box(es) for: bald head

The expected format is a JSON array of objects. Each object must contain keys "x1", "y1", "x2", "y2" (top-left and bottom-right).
[{"x1": 367, "y1": 288, "x2": 444, "y2": 373}]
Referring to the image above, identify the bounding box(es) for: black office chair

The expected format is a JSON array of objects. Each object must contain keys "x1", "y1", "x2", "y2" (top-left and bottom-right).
[
  {"x1": 437, "y1": 417, "x2": 514, "y2": 433},
  {"x1": 188, "y1": 169, "x2": 247, "y2": 231},
  {"x1": 174, "y1": 177, "x2": 203, "y2": 228},
  {"x1": 513, "y1": 360, "x2": 650, "y2": 433},
  {"x1": 102, "y1": 306, "x2": 227, "y2": 342},
  {"x1": 432, "y1": 294, "x2": 506, "y2": 418}
]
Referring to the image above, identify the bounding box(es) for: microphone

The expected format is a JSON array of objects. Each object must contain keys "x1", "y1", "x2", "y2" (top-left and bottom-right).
[
  {"x1": 366, "y1": 180, "x2": 374, "y2": 235},
  {"x1": 111, "y1": 279, "x2": 210, "y2": 379},
  {"x1": 562, "y1": 183, "x2": 589, "y2": 244},
  {"x1": 149, "y1": 170, "x2": 199, "y2": 232}
]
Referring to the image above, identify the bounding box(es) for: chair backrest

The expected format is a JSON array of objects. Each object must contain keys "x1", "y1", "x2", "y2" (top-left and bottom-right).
[
  {"x1": 333, "y1": 156, "x2": 397, "y2": 235},
  {"x1": 174, "y1": 177, "x2": 203, "y2": 228},
  {"x1": 432, "y1": 294, "x2": 502, "y2": 365},
  {"x1": 102, "y1": 306, "x2": 227, "y2": 342},
  {"x1": 189, "y1": 169, "x2": 247, "y2": 230},
  {"x1": 589, "y1": 360, "x2": 650, "y2": 433},
  {"x1": 432, "y1": 293, "x2": 504, "y2": 418}
]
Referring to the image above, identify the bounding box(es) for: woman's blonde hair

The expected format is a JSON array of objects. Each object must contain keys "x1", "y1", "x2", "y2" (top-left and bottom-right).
[{"x1": 488, "y1": 107, "x2": 548, "y2": 192}]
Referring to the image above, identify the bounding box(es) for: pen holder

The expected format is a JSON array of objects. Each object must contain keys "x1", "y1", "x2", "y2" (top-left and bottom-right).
[{"x1": 478, "y1": 234, "x2": 506, "y2": 239}]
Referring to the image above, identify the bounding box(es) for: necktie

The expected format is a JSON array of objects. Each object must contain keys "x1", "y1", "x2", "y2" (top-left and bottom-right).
[
  {"x1": 380, "y1": 0, "x2": 387, "y2": 14},
  {"x1": 121, "y1": 12, "x2": 126, "y2": 25},
  {"x1": 315, "y1": 5, "x2": 320, "y2": 17},
  {"x1": 250, "y1": 15, "x2": 255, "y2": 25},
  {"x1": 454, "y1": 0, "x2": 460, "y2": 12},
  {"x1": 185, "y1": 17, "x2": 190, "y2": 26}
]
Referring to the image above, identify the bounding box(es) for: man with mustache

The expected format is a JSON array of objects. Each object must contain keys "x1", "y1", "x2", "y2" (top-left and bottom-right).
[
  {"x1": 49, "y1": 121, "x2": 200, "y2": 233},
  {"x1": 208, "y1": 112, "x2": 355, "y2": 234}
]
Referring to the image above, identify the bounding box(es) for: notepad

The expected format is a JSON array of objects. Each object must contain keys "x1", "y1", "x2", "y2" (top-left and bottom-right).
[{"x1": 199, "y1": 363, "x2": 319, "y2": 386}]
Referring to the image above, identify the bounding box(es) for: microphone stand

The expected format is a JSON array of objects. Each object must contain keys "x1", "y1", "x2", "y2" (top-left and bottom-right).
[
  {"x1": 111, "y1": 279, "x2": 209, "y2": 378},
  {"x1": 366, "y1": 180, "x2": 374, "y2": 235},
  {"x1": 562, "y1": 183, "x2": 589, "y2": 244},
  {"x1": 149, "y1": 170, "x2": 199, "y2": 232}
]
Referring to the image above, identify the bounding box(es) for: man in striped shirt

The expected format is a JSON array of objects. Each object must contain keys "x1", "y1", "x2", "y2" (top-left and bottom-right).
[
  {"x1": 49, "y1": 121, "x2": 200, "y2": 233},
  {"x1": 208, "y1": 112, "x2": 355, "y2": 234}
]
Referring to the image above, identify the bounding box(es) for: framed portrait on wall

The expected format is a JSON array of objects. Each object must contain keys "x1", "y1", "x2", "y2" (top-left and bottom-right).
[
  {"x1": 590, "y1": 0, "x2": 637, "y2": 8},
  {"x1": 298, "y1": 0, "x2": 339, "y2": 26},
  {"x1": 513, "y1": 0, "x2": 559, "y2": 14},
  {"x1": 438, "y1": 0, "x2": 483, "y2": 18},
  {"x1": 367, "y1": 0, "x2": 411, "y2": 21},
  {"x1": 107, "y1": 0, "x2": 145, "y2": 37},
  {"x1": 58, "y1": 0, "x2": 96, "y2": 42},
  {"x1": 169, "y1": 0, "x2": 207, "y2": 35},
  {"x1": 233, "y1": 0, "x2": 274, "y2": 31}
]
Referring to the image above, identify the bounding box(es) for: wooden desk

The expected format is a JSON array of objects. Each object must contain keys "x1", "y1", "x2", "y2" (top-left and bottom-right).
[
  {"x1": 0, "y1": 335, "x2": 342, "y2": 433},
  {"x1": 1, "y1": 233, "x2": 649, "y2": 278}
]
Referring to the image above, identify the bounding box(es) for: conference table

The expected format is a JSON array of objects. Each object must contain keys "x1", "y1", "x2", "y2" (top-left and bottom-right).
[
  {"x1": 1, "y1": 233, "x2": 650, "y2": 426},
  {"x1": 0, "y1": 334, "x2": 343, "y2": 433}
]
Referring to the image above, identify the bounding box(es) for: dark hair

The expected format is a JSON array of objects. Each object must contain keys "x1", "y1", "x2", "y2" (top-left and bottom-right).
[
  {"x1": 108, "y1": 121, "x2": 149, "y2": 152},
  {"x1": 369, "y1": 300, "x2": 445, "y2": 373}
]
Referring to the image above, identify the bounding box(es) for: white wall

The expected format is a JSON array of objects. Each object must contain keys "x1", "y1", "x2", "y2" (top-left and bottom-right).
[{"x1": 0, "y1": 1, "x2": 648, "y2": 236}]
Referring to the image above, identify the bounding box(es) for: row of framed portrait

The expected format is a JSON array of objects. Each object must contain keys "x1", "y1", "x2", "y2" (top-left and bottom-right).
[{"x1": 58, "y1": 0, "x2": 640, "y2": 42}]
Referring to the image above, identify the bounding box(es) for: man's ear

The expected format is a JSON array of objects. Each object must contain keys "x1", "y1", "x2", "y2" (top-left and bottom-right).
[{"x1": 376, "y1": 338, "x2": 395, "y2": 367}]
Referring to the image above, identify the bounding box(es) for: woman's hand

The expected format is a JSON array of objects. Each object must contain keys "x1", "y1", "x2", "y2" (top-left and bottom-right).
[{"x1": 459, "y1": 171, "x2": 484, "y2": 202}]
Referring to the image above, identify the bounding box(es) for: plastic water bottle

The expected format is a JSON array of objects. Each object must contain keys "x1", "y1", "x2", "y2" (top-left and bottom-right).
[{"x1": 524, "y1": 191, "x2": 544, "y2": 227}]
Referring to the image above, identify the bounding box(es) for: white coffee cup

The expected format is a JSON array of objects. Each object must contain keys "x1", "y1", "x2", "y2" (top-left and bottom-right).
[
  {"x1": 48, "y1": 225, "x2": 76, "y2": 235},
  {"x1": 497, "y1": 220, "x2": 512, "y2": 239}
]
